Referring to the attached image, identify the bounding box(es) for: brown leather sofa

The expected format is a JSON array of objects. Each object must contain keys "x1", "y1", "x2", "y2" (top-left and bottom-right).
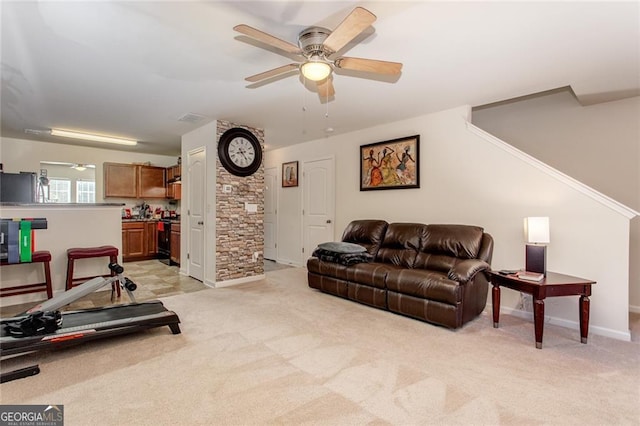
[{"x1": 307, "y1": 220, "x2": 494, "y2": 329}]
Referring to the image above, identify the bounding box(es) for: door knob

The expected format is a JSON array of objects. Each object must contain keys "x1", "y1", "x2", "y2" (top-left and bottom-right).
[
  {"x1": 198, "y1": 221, "x2": 204, "y2": 225},
  {"x1": 326, "y1": 219, "x2": 332, "y2": 224}
]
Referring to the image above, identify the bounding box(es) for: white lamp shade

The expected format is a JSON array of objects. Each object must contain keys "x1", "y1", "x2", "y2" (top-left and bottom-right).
[
  {"x1": 524, "y1": 217, "x2": 550, "y2": 243},
  {"x1": 300, "y1": 61, "x2": 331, "y2": 81}
]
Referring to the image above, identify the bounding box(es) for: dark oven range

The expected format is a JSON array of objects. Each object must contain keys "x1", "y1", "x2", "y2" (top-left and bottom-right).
[{"x1": 157, "y1": 219, "x2": 171, "y2": 265}]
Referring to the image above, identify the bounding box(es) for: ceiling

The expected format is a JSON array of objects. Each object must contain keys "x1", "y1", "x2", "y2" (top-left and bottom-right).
[{"x1": 2, "y1": 1, "x2": 638, "y2": 156}]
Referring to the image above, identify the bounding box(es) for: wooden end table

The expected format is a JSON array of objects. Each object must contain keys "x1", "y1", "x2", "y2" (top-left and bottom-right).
[{"x1": 489, "y1": 271, "x2": 596, "y2": 349}]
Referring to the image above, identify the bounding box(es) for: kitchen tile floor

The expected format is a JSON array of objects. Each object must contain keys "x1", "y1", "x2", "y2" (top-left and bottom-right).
[{"x1": 1, "y1": 259, "x2": 292, "y2": 317}]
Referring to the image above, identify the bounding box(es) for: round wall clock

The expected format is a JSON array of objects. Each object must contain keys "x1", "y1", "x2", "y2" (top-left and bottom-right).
[{"x1": 217, "y1": 127, "x2": 262, "y2": 177}]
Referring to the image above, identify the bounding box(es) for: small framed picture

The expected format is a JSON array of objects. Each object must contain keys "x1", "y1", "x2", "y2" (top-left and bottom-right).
[
  {"x1": 360, "y1": 135, "x2": 420, "y2": 191},
  {"x1": 282, "y1": 161, "x2": 299, "y2": 187}
]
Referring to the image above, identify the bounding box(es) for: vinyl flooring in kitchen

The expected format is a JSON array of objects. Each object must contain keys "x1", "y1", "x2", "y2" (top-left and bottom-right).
[{"x1": 1, "y1": 259, "x2": 292, "y2": 317}]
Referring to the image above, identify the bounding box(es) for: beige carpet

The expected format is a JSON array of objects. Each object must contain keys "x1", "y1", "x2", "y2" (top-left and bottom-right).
[{"x1": 2, "y1": 267, "x2": 638, "y2": 425}]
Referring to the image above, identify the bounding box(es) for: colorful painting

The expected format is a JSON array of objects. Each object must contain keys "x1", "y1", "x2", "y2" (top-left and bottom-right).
[
  {"x1": 282, "y1": 161, "x2": 298, "y2": 187},
  {"x1": 360, "y1": 135, "x2": 420, "y2": 191}
]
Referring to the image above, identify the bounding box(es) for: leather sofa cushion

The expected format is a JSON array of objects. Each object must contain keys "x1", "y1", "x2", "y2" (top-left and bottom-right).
[
  {"x1": 341, "y1": 220, "x2": 388, "y2": 256},
  {"x1": 414, "y1": 225, "x2": 484, "y2": 271},
  {"x1": 345, "y1": 262, "x2": 396, "y2": 289},
  {"x1": 386, "y1": 268, "x2": 462, "y2": 305},
  {"x1": 375, "y1": 223, "x2": 424, "y2": 268},
  {"x1": 307, "y1": 257, "x2": 349, "y2": 281}
]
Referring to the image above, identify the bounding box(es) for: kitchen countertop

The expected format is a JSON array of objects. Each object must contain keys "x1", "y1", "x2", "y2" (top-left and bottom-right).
[{"x1": 122, "y1": 218, "x2": 180, "y2": 222}]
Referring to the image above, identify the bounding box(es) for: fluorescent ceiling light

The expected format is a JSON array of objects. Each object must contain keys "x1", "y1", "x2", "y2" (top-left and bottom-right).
[{"x1": 50, "y1": 129, "x2": 137, "y2": 146}]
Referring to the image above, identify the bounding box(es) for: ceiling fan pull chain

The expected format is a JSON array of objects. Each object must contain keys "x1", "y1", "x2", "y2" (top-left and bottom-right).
[
  {"x1": 325, "y1": 95, "x2": 333, "y2": 136},
  {"x1": 301, "y1": 75, "x2": 308, "y2": 135}
]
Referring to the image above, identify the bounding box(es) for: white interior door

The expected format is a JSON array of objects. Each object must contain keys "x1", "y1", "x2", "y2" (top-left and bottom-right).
[
  {"x1": 303, "y1": 157, "x2": 335, "y2": 259},
  {"x1": 188, "y1": 148, "x2": 205, "y2": 281},
  {"x1": 264, "y1": 167, "x2": 277, "y2": 260}
]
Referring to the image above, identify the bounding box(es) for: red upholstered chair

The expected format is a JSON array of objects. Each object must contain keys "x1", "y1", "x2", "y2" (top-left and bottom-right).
[
  {"x1": 0, "y1": 250, "x2": 53, "y2": 299},
  {"x1": 65, "y1": 246, "x2": 120, "y2": 297}
]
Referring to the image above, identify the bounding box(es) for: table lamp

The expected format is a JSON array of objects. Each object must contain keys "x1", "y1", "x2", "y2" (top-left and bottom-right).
[{"x1": 524, "y1": 217, "x2": 550, "y2": 275}]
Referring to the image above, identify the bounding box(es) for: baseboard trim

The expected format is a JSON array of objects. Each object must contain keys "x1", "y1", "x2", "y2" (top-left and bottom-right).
[
  {"x1": 495, "y1": 305, "x2": 632, "y2": 342},
  {"x1": 275, "y1": 257, "x2": 303, "y2": 268},
  {"x1": 629, "y1": 305, "x2": 640, "y2": 314},
  {"x1": 215, "y1": 274, "x2": 265, "y2": 288}
]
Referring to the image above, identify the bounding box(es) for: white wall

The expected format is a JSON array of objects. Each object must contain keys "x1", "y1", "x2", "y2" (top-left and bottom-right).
[
  {"x1": 472, "y1": 92, "x2": 640, "y2": 311},
  {"x1": 181, "y1": 120, "x2": 217, "y2": 287},
  {"x1": 265, "y1": 105, "x2": 635, "y2": 340}
]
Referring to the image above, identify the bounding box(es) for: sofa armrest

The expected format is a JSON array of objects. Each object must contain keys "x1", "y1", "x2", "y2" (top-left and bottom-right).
[{"x1": 447, "y1": 259, "x2": 491, "y2": 283}]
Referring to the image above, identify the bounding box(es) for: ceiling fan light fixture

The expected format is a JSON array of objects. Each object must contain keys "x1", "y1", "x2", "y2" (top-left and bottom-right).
[
  {"x1": 301, "y1": 60, "x2": 332, "y2": 82},
  {"x1": 50, "y1": 128, "x2": 137, "y2": 146}
]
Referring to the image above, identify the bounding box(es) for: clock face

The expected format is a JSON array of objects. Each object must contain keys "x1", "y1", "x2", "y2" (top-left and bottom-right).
[
  {"x1": 218, "y1": 128, "x2": 262, "y2": 177},
  {"x1": 228, "y1": 137, "x2": 256, "y2": 168}
]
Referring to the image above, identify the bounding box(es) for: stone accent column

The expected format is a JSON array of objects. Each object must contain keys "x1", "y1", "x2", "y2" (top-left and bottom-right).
[{"x1": 215, "y1": 120, "x2": 265, "y2": 281}]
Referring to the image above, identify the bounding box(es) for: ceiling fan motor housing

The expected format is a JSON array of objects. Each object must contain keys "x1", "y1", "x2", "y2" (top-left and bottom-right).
[{"x1": 298, "y1": 27, "x2": 333, "y2": 58}]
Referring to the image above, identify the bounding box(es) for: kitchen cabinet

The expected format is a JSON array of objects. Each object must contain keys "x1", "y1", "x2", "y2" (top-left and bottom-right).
[
  {"x1": 146, "y1": 221, "x2": 158, "y2": 255},
  {"x1": 139, "y1": 166, "x2": 166, "y2": 198},
  {"x1": 104, "y1": 163, "x2": 166, "y2": 199},
  {"x1": 167, "y1": 182, "x2": 181, "y2": 200},
  {"x1": 166, "y1": 163, "x2": 181, "y2": 200},
  {"x1": 104, "y1": 163, "x2": 137, "y2": 198},
  {"x1": 167, "y1": 164, "x2": 181, "y2": 181},
  {"x1": 122, "y1": 222, "x2": 146, "y2": 261},
  {"x1": 122, "y1": 220, "x2": 159, "y2": 261},
  {"x1": 170, "y1": 222, "x2": 180, "y2": 265}
]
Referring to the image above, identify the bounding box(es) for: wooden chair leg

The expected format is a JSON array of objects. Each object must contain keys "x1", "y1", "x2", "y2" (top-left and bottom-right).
[
  {"x1": 43, "y1": 261, "x2": 53, "y2": 299},
  {"x1": 65, "y1": 258, "x2": 75, "y2": 291}
]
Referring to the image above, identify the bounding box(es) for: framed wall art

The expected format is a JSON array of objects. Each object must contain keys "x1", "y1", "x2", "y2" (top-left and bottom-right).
[
  {"x1": 360, "y1": 135, "x2": 420, "y2": 191},
  {"x1": 282, "y1": 161, "x2": 299, "y2": 187}
]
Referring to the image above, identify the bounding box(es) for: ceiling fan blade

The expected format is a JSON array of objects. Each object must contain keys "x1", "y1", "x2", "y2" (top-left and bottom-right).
[
  {"x1": 322, "y1": 7, "x2": 376, "y2": 54},
  {"x1": 245, "y1": 64, "x2": 299, "y2": 82},
  {"x1": 334, "y1": 57, "x2": 403, "y2": 75},
  {"x1": 317, "y1": 78, "x2": 335, "y2": 98},
  {"x1": 234, "y1": 24, "x2": 302, "y2": 55}
]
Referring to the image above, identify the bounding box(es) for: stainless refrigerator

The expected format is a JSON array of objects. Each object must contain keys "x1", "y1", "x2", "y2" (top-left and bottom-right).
[{"x1": 0, "y1": 172, "x2": 37, "y2": 203}]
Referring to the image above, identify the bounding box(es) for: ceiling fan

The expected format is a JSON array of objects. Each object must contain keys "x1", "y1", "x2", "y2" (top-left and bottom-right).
[{"x1": 234, "y1": 7, "x2": 402, "y2": 99}]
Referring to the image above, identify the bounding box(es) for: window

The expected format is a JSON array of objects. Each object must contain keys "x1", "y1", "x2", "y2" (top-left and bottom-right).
[
  {"x1": 76, "y1": 180, "x2": 95, "y2": 203},
  {"x1": 48, "y1": 178, "x2": 71, "y2": 203}
]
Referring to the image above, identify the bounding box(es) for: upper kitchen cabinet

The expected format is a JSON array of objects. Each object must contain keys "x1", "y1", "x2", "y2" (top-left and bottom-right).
[
  {"x1": 167, "y1": 164, "x2": 181, "y2": 182},
  {"x1": 166, "y1": 163, "x2": 182, "y2": 200},
  {"x1": 104, "y1": 163, "x2": 137, "y2": 198},
  {"x1": 104, "y1": 162, "x2": 167, "y2": 199},
  {"x1": 138, "y1": 165, "x2": 166, "y2": 198}
]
